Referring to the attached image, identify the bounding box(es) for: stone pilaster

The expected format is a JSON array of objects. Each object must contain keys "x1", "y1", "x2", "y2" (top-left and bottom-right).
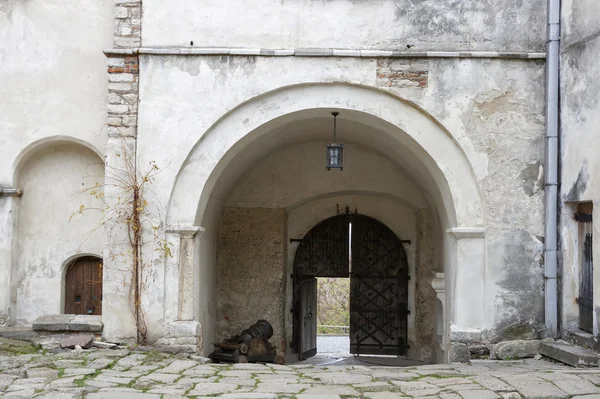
[
  {"x1": 176, "y1": 226, "x2": 200, "y2": 321},
  {"x1": 157, "y1": 225, "x2": 203, "y2": 353},
  {"x1": 0, "y1": 189, "x2": 21, "y2": 327}
]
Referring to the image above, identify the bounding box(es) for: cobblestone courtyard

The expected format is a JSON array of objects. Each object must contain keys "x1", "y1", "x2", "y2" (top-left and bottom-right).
[{"x1": 2, "y1": 340, "x2": 600, "y2": 399}]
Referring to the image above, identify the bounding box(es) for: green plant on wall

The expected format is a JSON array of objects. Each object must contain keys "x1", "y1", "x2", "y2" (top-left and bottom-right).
[{"x1": 71, "y1": 140, "x2": 172, "y2": 344}]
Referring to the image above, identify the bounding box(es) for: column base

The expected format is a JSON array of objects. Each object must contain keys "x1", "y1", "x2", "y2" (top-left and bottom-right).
[{"x1": 154, "y1": 321, "x2": 202, "y2": 354}]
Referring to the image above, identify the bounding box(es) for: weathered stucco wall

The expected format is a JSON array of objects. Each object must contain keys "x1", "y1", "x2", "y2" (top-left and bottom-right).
[
  {"x1": 142, "y1": 0, "x2": 545, "y2": 51},
  {"x1": 560, "y1": 0, "x2": 600, "y2": 336},
  {"x1": 216, "y1": 207, "x2": 287, "y2": 352},
  {"x1": 0, "y1": 0, "x2": 112, "y2": 183},
  {"x1": 415, "y1": 208, "x2": 437, "y2": 362},
  {"x1": 0, "y1": 0, "x2": 112, "y2": 321},
  {"x1": 139, "y1": 54, "x2": 546, "y2": 342},
  {"x1": 14, "y1": 144, "x2": 105, "y2": 323}
]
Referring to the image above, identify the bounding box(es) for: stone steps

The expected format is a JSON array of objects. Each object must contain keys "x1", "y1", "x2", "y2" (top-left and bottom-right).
[
  {"x1": 32, "y1": 314, "x2": 103, "y2": 332},
  {"x1": 540, "y1": 340, "x2": 600, "y2": 367},
  {"x1": 565, "y1": 329, "x2": 599, "y2": 351}
]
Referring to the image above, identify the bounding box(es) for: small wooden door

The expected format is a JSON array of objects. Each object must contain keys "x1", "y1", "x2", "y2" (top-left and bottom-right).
[
  {"x1": 299, "y1": 278, "x2": 317, "y2": 360},
  {"x1": 65, "y1": 257, "x2": 103, "y2": 315}
]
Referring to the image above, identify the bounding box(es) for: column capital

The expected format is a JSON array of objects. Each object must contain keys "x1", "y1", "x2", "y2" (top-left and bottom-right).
[
  {"x1": 446, "y1": 227, "x2": 485, "y2": 239},
  {"x1": 167, "y1": 224, "x2": 204, "y2": 238},
  {"x1": 428, "y1": 271, "x2": 445, "y2": 293}
]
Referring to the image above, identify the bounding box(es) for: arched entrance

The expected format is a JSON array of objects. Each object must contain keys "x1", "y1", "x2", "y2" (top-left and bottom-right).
[
  {"x1": 151, "y1": 83, "x2": 487, "y2": 363},
  {"x1": 293, "y1": 214, "x2": 408, "y2": 360},
  {"x1": 64, "y1": 256, "x2": 103, "y2": 315}
]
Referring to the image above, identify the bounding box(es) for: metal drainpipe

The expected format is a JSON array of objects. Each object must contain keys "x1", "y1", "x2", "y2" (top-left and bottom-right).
[{"x1": 544, "y1": 0, "x2": 561, "y2": 338}]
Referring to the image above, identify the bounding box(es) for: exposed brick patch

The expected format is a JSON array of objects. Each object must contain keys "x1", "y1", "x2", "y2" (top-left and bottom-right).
[
  {"x1": 106, "y1": 55, "x2": 139, "y2": 138},
  {"x1": 376, "y1": 59, "x2": 429, "y2": 88}
]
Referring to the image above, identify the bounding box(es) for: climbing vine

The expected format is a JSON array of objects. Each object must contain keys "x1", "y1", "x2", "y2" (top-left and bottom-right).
[{"x1": 71, "y1": 140, "x2": 172, "y2": 344}]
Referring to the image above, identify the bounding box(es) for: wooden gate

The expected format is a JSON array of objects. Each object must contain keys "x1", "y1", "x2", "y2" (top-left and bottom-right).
[
  {"x1": 293, "y1": 213, "x2": 408, "y2": 358},
  {"x1": 65, "y1": 256, "x2": 103, "y2": 315},
  {"x1": 350, "y1": 215, "x2": 408, "y2": 356},
  {"x1": 577, "y1": 203, "x2": 593, "y2": 333},
  {"x1": 293, "y1": 215, "x2": 349, "y2": 359}
]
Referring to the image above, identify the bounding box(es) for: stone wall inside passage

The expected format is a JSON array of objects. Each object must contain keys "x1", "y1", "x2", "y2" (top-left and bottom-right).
[
  {"x1": 216, "y1": 207, "x2": 287, "y2": 353},
  {"x1": 414, "y1": 208, "x2": 437, "y2": 362}
]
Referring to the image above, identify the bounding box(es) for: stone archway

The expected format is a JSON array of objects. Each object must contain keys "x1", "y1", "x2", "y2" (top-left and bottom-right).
[{"x1": 162, "y1": 83, "x2": 485, "y2": 362}]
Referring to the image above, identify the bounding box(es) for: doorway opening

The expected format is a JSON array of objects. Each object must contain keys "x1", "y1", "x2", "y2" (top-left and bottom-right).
[
  {"x1": 64, "y1": 256, "x2": 103, "y2": 315},
  {"x1": 577, "y1": 202, "x2": 594, "y2": 333},
  {"x1": 316, "y1": 277, "x2": 351, "y2": 356},
  {"x1": 293, "y1": 213, "x2": 408, "y2": 360}
]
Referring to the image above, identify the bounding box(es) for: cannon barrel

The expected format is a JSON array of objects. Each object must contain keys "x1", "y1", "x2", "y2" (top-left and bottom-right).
[{"x1": 238, "y1": 320, "x2": 273, "y2": 342}]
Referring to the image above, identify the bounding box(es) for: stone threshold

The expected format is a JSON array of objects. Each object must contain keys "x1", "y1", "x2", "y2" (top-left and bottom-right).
[
  {"x1": 32, "y1": 314, "x2": 103, "y2": 333},
  {"x1": 565, "y1": 328, "x2": 599, "y2": 351},
  {"x1": 104, "y1": 47, "x2": 546, "y2": 60},
  {"x1": 540, "y1": 340, "x2": 600, "y2": 367}
]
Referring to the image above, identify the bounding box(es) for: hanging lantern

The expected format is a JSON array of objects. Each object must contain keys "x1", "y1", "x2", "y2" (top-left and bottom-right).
[{"x1": 326, "y1": 112, "x2": 344, "y2": 171}]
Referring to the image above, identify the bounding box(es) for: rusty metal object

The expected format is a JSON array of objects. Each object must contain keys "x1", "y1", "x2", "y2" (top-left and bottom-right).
[{"x1": 209, "y1": 320, "x2": 282, "y2": 364}]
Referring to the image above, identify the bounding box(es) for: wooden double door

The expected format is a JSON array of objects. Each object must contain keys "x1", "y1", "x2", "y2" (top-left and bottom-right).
[
  {"x1": 65, "y1": 256, "x2": 103, "y2": 315},
  {"x1": 293, "y1": 214, "x2": 409, "y2": 359}
]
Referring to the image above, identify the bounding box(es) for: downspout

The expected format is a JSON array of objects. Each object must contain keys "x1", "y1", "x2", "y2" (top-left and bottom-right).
[{"x1": 544, "y1": 0, "x2": 561, "y2": 338}]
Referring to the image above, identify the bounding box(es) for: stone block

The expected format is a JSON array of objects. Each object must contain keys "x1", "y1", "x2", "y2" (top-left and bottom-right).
[
  {"x1": 60, "y1": 334, "x2": 95, "y2": 349},
  {"x1": 121, "y1": 117, "x2": 137, "y2": 126},
  {"x1": 32, "y1": 315, "x2": 74, "y2": 331},
  {"x1": 449, "y1": 327, "x2": 482, "y2": 343},
  {"x1": 107, "y1": 58, "x2": 125, "y2": 67},
  {"x1": 108, "y1": 83, "x2": 133, "y2": 92},
  {"x1": 488, "y1": 343, "x2": 497, "y2": 359},
  {"x1": 114, "y1": 7, "x2": 128, "y2": 19},
  {"x1": 168, "y1": 321, "x2": 200, "y2": 338},
  {"x1": 499, "y1": 324, "x2": 539, "y2": 341},
  {"x1": 450, "y1": 342, "x2": 471, "y2": 363},
  {"x1": 114, "y1": 37, "x2": 141, "y2": 48},
  {"x1": 69, "y1": 315, "x2": 103, "y2": 332},
  {"x1": 108, "y1": 104, "x2": 129, "y2": 115},
  {"x1": 108, "y1": 93, "x2": 122, "y2": 105},
  {"x1": 495, "y1": 340, "x2": 540, "y2": 359},
  {"x1": 109, "y1": 73, "x2": 134, "y2": 83},
  {"x1": 468, "y1": 344, "x2": 489, "y2": 356},
  {"x1": 122, "y1": 94, "x2": 138, "y2": 104},
  {"x1": 540, "y1": 340, "x2": 600, "y2": 367}
]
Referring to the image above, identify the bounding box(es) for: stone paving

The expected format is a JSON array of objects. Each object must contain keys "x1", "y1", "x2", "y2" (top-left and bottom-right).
[{"x1": 2, "y1": 342, "x2": 600, "y2": 398}]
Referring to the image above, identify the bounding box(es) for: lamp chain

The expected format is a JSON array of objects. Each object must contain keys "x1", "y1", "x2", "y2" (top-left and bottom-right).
[{"x1": 333, "y1": 113, "x2": 337, "y2": 143}]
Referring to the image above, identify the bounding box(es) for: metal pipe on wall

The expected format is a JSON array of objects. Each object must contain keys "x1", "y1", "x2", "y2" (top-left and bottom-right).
[{"x1": 544, "y1": 0, "x2": 561, "y2": 338}]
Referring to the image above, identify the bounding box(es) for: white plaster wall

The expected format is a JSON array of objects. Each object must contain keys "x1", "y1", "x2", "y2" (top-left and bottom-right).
[
  {"x1": 0, "y1": 0, "x2": 113, "y2": 183},
  {"x1": 195, "y1": 198, "x2": 220, "y2": 356},
  {"x1": 560, "y1": 0, "x2": 600, "y2": 336},
  {"x1": 227, "y1": 142, "x2": 427, "y2": 209},
  {"x1": 142, "y1": 0, "x2": 545, "y2": 51},
  {"x1": 14, "y1": 144, "x2": 105, "y2": 324},
  {"x1": 0, "y1": 0, "x2": 113, "y2": 319}
]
